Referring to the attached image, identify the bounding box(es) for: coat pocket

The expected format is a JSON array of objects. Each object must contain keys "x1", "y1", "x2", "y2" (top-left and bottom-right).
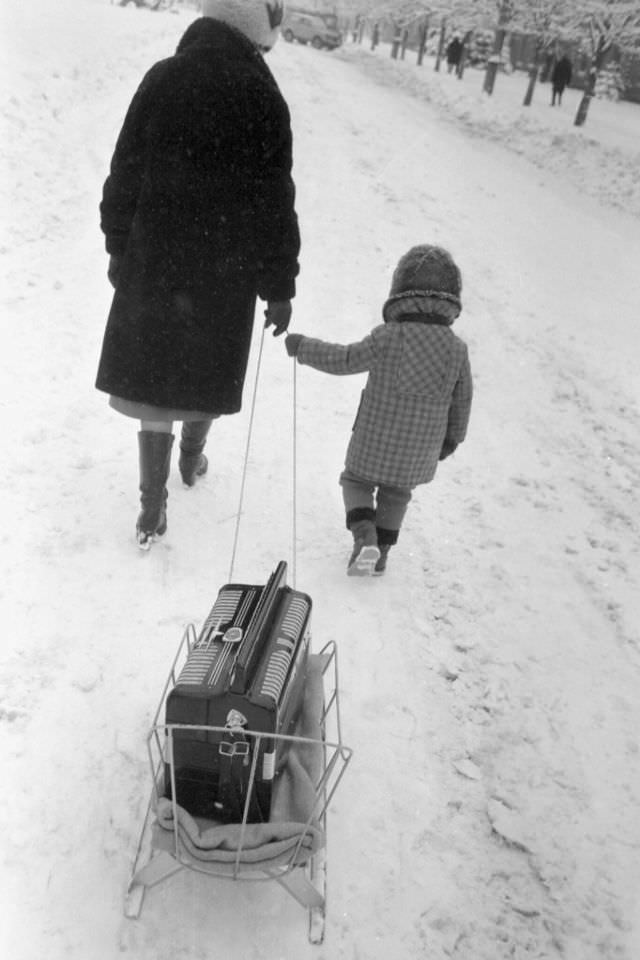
[{"x1": 351, "y1": 391, "x2": 364, "y2": 431}]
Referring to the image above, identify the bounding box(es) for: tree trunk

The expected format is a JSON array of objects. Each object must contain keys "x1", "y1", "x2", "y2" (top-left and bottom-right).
[
  {"x1": 524, "y1": 39, "x2": 546, "y2": 106},
  {"x1": 391, "y1": 25, "x2": 401, "y2": 59},
  {"x1": 435, "y1": 19, "x2": 447, "y2": 72},
  {"x1": 417, "y1": 19, "x2": 429, "y2": 66},
  {"x1": 575, "y1": 37, "x2": 607, "y2": 127},
  {"x1": 523, "y1": 65, "x2": 538, "y2": 106},
  {"x1": 574, "y1": 68, "x2": 597, "y2": 126},
  {"x1": 457, "y1": 31, "x2": 471, "y2": 79},
  {"x1": 483, "y1": 28, "x2": 506, "y2": 95}
]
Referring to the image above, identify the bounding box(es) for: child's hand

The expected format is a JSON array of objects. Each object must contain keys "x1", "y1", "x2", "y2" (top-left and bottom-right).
[
  {"x1": 285, "y1": 333, "x2": 303, "y2": 357},
  {"x1": 439, "y1": 440, "x2": 458, "y2": 461}
]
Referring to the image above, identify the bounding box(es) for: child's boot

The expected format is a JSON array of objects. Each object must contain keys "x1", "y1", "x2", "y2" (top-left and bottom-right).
[
  {"x1": 346, "y1": 508, "x2": 380, "y2": 576},
  {"x1": 179, "y1": 419, "x2": 212, "y2": 486},
  {"x1": 137, "y1": 431, "x2": 174, "y2": 550},
  {"x1": 373, "y1": 527, "x2": 399, "y2": 576},
  {"x1": 373, "y1": 543, "x2": 392, "y2": 575}
]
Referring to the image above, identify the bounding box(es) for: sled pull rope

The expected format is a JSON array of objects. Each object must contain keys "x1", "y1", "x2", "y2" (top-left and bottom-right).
[
  {"x1": 292, "y1": 357, "x2": 298, "y2": 590},
  {"x1": 227, "y1": 325, "x2": 298, "y2": 588},
  {"x1": 228, "y1": 324, "x2": 266, "y2": 583}
]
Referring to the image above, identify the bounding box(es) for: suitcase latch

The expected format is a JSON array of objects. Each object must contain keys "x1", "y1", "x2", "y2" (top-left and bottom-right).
[{"x1": 219, "y1": 739, "x2": 250, "y2": 758}]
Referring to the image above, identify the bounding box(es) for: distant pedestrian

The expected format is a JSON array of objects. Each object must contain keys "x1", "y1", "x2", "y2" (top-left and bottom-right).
[
  {"x1": 551, "y1": 55, "x2": 572, "y2": 105},
  {"x1": 284, "y1": 245, "x2": 473, "y2": 577},
  {"x1": 446, "y1": 34, "x2": 463, "y2": 73},
  {"x1": 371, "y1": 22, "x2": 380, "y2": 51}
]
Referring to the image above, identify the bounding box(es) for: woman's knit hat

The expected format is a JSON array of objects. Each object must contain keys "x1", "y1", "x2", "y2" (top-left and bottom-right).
[
  {"x1": 382, "y1": 244, "x2": 462, "y2": 324},
  {"x1": 201, "y1": 0, "x2": 284, "y2": 50}
]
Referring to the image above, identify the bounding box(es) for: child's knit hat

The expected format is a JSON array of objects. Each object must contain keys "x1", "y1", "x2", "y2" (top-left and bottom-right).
[
  {"x1": 201, "y1": 0, "x2": 284, "y2": 51},
  {"x1": 383, "y1": 244, "x2": 462, "y2": 324}
]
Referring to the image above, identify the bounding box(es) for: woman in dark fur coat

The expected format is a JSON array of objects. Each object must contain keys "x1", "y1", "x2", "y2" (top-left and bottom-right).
[{"x1": 96, "y1": 1, "x2": 300, "y2": 548}]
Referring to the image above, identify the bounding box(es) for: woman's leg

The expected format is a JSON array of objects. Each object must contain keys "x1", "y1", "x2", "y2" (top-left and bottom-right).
[
  {"x1": 136, "y1": 421, "x2": 174, "y2": 548},
  {"x1": 179, "y1": 418, "x2": 215, "y2": 486},
  {"x1": 140, "y1": 419, "x2": 173, "y2": 433}
]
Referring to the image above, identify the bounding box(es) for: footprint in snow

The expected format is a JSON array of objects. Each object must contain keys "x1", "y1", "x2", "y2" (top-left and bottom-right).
[{"x1": 0, "y1": 704, "x2": 29, "y2": 723}]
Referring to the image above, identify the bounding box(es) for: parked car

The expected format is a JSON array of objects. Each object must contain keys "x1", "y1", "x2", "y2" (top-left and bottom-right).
[{"x1": 281, "y1": 9, "x2": 342, "y2": 50}]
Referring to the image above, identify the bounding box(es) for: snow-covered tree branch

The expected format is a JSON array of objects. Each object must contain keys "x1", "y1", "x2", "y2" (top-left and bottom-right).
[{"x1": 567, "y1": 0, "x2": 640, "y2": 124}]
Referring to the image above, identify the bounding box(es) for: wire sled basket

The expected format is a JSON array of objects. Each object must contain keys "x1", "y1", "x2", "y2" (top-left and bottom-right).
[{"x1": 124, "y1": 630, "x2": 352, "y2": 944}]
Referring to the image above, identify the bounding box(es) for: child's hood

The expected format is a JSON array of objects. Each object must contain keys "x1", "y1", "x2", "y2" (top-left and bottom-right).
[{"x1": 383, "y1": 245, "x2": 462, "y2": 325}]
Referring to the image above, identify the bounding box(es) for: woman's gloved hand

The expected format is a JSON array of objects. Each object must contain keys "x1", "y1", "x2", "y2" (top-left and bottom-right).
[
  {"x1": 107, "y1": 255, "x2": 122, "y2": 288},
  {"x1": 264, "y1": 300, "x2": 292, "y2": 336}
]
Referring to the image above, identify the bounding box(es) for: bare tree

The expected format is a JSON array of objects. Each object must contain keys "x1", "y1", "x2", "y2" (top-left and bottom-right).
[
  {"x1": 514, "y1": 0, "x2": 568, "y2": 106},
  {"x1": 434, "y1": 15, "x2": 448, "y2": 68},
  {"x1": 481, "y1": 0, "x2": 517, "y2": 93},
  {"x1": 569, "y1": 1, "x2": 640, "y2": 125},
  {"x1": 364, "y1": 0, "x2": 432, "y2": 44},
  {"x1": 362, "y1": 0, "x2": 487, "y2": 70}
]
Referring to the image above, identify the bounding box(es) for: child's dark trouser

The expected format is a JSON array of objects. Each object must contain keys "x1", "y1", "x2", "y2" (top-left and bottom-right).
[{"x1": 340, "y1": 469, "x2": 413, "y2": 545}]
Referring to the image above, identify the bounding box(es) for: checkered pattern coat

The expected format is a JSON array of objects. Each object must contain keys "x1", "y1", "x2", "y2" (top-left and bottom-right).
[{"x1": 296, "y1": 321, "x2": 472, "y2": 487}]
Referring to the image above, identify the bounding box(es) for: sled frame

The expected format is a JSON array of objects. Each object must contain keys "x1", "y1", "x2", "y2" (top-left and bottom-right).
[{"x1": 124, "y1": 634, "x2": 351, "y2": 945}]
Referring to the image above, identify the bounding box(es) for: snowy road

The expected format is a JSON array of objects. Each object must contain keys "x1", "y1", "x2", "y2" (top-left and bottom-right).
[{"x1": 2, "y1": 3, "x2": 640, "y2": 959}]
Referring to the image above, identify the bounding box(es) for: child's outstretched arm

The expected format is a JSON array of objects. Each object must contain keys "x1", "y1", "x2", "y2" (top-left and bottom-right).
[{"x1": 284, "y1": 328, "x2": 385, "y2": 376}]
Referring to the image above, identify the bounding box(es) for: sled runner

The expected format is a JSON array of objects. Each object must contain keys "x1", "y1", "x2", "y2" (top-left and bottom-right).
[{"x1": 124, "y1": 565, "x2": 352, "y2": 945}]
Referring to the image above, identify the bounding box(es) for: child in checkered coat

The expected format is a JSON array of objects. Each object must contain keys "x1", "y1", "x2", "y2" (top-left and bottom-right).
[{"x1": 285, "y1": 244, "x2": 473, "y2": 576}]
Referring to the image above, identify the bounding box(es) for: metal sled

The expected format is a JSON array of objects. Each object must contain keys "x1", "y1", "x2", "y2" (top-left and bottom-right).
[{"x1": 124, "y1": 633, "x2": 352, "y2": 945}]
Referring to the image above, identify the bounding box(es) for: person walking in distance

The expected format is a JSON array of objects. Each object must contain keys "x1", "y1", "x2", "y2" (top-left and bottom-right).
[
  {"x1": 95, "y1": 1, "x2": 300, "y2": 549},
  {"x1": 446, "y1": 33, "x2": 463, "y2": 74},
  {"x1": 285, "y1": 245, "x2": 472, "y2": 576},
  {"x1": 551, "y1": 54, "x2": 572, "y2": 105}
]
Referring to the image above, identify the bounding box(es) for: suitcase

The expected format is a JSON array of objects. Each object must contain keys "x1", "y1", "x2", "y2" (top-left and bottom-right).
[{"x1": 164, "y1": 561, "x2": 312, "y2": 823}]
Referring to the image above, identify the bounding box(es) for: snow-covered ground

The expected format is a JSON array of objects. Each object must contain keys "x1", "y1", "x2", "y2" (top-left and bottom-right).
[
  {"x1": 338, "y1": 38, "x2": 640, "y2": 219},
  {"x1": 2, "y1": 2, "x2": 639, "y2": 959}
]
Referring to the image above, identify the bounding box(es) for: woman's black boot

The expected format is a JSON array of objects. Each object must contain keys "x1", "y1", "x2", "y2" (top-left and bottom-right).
[
  {"x1": 137, "y1": 431, "x2": 174, "y2": 549},
  {"x1": 179, "y1": 419, "x2": 212, "y2": 486}
]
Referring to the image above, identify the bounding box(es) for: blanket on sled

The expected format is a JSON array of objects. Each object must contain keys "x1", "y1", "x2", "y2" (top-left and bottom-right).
[{"x1": 153, "y1": 653, "x2": 327, "y2": 871}]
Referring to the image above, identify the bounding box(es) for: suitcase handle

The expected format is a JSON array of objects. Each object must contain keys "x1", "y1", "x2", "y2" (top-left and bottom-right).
[{"x1": 230, "y1": 561, "x2": 288, "y2": 693}]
